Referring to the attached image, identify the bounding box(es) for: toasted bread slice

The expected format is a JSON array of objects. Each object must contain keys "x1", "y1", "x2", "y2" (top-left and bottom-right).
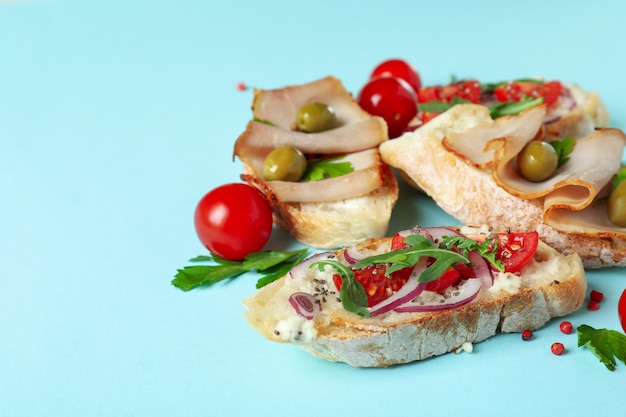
[
  {"x1": 242, "y1": 227, "x2": 586, "y2": 367},
  {"x1": 234, "y1": 76, "x2": 398, "y2": 249},
  {"x1": 380, "y1": 101, "x2": 626, "y2": 268}
]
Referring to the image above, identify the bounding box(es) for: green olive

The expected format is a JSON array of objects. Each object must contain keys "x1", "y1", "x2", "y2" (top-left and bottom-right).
[
  {"x1": 608, "y1": 180, "x2": 626, "y2": 227},
  {"x1": 296, "y1": 103, "x2": 337, "y2": 133},
  {"x1": 263, "y1": 146, "x2": 307, "y2": 182},
  {"x1": 517, "y1": 141, "x2": 558, "y2": 182}
]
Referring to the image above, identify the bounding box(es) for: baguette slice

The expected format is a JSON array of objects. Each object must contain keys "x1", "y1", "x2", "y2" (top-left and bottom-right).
[
  {"x1": 234, "y1": 76, "x2": 398, "y2": 249},
  {"x1": 242, "y1": 226, "x2": 586, "y2": 367},
  {"x1": 380, "y1": 102, "x2": 626, "y2": 268}
]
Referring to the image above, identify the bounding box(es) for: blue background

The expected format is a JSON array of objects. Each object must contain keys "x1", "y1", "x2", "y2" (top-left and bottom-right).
[{"x1": 1, "y1": 1, "x2": 625, "y2": 416}]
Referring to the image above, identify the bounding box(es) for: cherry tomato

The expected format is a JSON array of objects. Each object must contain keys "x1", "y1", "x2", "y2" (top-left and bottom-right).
[
  {"x1": 370, "y1": 58, "x2": 422, "y2": 93},
  {"x1": 618, "y1": 288, "x2": 626, "y2": 333},
  {"x1": 357, "y1": 76, "x2": 418, "y2": 139},
  {"x1": 496, "y1": 231, "x2": 539, "y2": 273},
  {"x1": 194, "y1": 183, "x2": 273, "y2": 260}
]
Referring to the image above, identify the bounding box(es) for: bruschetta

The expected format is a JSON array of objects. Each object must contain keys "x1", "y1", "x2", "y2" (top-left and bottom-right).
[{"x1": 243, "y1": 225, "x2": 586, "y2": 367}]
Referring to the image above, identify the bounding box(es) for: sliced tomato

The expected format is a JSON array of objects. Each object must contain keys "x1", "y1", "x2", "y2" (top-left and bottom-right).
[
  {"x1": 424, "y1": 267, "x2": 461, "y2": 292},
  {"x1": 540, "y1": 80, "x2": 563, "y2": 106},
  {"x1": 496, "y1": 231, "x2": 539, "y2": 273},
  {"x1": 439, "y1": 80, "x2": 482, "y2": 103},
  {"x1": 333, "y1": 264, "x2": 413, "y2": 307},
  {"x1": 494, "y1": 80, "x2": 562, "y2": 106},
  {"x1": 417, "y1": 86, "x2": 440, "y2": 103},
  {"x1": 420, "y1": 111, "x2": 440, "y2": 124}
]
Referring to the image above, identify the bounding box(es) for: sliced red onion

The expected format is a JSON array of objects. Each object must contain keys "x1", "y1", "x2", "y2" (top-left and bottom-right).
[
  {"x1": 467, "y1": 250, "x2": 494, "y2": 288},
  {"x1": 289, "y1": 251, "x2": 336, "y2": 280},
  {"x1": 393, "y1": 276, "x2": 483, "y2": 313},
  {"x1": 344, "y1": 247, "x2": 366, "y2": 264},
  {"x1": 369, "y1": 257, "x2": 429, "y2": 317},
  {"x1": 289, "y1": 292, "x2": 321, "y2": 320}
]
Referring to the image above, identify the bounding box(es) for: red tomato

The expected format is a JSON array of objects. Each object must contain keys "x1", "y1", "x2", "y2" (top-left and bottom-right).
[
  {"x1": 417, "y1": 86, "x2": 440, "y2": 103},
  {"x1": 334, "y1": 264, "x2": 412, "y2": 307},
  {"x1": 194, "y1": 183, "x2": 273, "y2": 260},
  {"x1": 494, "y1": 80, "x2": 563, "y2": 106},
  {"x1": 496, "y1": 231, "x2": 539, "y2": 273},
  {"x1": 618, "y1": 288, "x2": 626, "y2": 333},
  {"x1": 424, "y1": 267, "x2": 461, "y2": 292},
  {"x1": 357, "y1": 76, "x2": 418, "y2": 138},
  {"x1": 370, "y1": 58, "x2": 422, "y2": 93},
  {"x1": 439, "y1": 80, "x2": 482, "y2": 103}
]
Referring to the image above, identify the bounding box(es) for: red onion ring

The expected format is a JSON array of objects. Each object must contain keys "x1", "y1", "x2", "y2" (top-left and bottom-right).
[
  {"x1": 289, "y1": 292, "x2": 321, "y2": 320},
  {"x1": 393, "y1": 277, "x2": 482, "y2": 313},
  {"x1": 343, "y1": 247, "x2": 366, "y2": 264},
  {"x1": 289, "y1": 251, "x2": 336, "y2": 280},
  {"x1": 369, "y1": 257, "x2": 429, "y2": 317}
]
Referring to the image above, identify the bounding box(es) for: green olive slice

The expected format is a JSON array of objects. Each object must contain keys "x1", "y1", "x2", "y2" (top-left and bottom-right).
[
  {"x1": 296, "y1": 103, "x2": 337, "y2": 133},
  {"x1": 517, "y1": 141, "x2": 558, "y2": 182},
  {"x1": 608, "y1": 180, "x2": 626, "y2": 227},
  {"x1": 263, "y1": 146, "x2": 307, "y2": 182}
]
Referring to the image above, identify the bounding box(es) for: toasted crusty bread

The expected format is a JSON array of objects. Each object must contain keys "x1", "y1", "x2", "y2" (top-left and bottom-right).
[
  {"x1": 234, "y1": 76, "x2": 398, "y2": 249},
  {"x1": 380, "y1": 98, "x2": 626, "y2": 268},
  {"x1": 242, "y1": 228, "x2": 586, "y2": 367}
]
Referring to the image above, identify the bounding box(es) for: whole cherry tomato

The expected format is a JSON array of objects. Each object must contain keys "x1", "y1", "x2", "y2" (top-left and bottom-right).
[
  {"x1": 617, "y1": 290, "x2": 626, "y2": 333},
  {"x1": 194, "y1": 183, "x2": 273, "y2": 260},
  {"x1": 370, "y1": 58, "x2": 422, "y2": 94},
  {"x1": 357, "y1": 76, "x2": 418, "y2": 138}
]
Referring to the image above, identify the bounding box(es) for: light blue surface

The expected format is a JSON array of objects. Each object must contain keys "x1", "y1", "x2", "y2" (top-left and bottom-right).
[{"x1": 1, "y1": 1, "x2": 625, "y2": 416}]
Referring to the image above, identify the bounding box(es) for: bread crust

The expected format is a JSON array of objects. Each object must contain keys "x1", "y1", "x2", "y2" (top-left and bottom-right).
[
  {"x1": 380, "y1": 107, "x2": 626, "y2": 268},
  {"x1": 242, "y1": 233, "x2": 586, "y2": 367}
]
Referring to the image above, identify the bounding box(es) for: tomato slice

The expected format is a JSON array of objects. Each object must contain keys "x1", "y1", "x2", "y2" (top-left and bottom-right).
[
  {"x1": 494, "y1": 80, "x2": 562, "y2": 106},
  {"x1": 333, "y1": 264, "x2": 413, "y2": 307},
  {"x1": 496, "y1": 231, "x2": 539, "y2": 273},
  {"x1": 424, "y1": 267, "x2": 461, "y2": 292}
]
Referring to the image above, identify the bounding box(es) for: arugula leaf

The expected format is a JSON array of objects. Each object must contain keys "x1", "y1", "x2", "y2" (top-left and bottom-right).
[
  {"x1": 313, "y1": 260, "x2": 370, "y2": 318},
  {"x1": 439, "y1": 235, "x2": 504, "y2": 272},
  {"x1": 549, "y1": 137, "x2": 575, "y2": 168},
  {"x1": 172, "y1": 249, "x2": 309, "y2": 291},
  {"x1": 350, "y1": 234, "x2": 469, "y2": 282},
  {"x1": 488, "y1": 97, "x2": 543, "y2": 118},
  {"x1": 301, "y1": 156, "x2": 353, "y2": 182},
  {"x1": 577, "y1": 324, "x2": 626, "y2": 371}
]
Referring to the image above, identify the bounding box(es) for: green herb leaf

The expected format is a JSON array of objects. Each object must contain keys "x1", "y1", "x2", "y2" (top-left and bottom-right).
[
  {"x1": 312, "y1": 260, "x2": 370, "y2": 318},
  {"x1": 252, "y1": 117, "x2": 274, "y2": 126},
  {"x1": 611, "y1": 167, "x2": 626, "y2": 191},
  {"x1": 481, "y1": 78, "x2": 544, "y2": 93},
  {"x1": 418, "y1": 97, "x2": 471, "y2": 114},
  {"x1": 350, "y1": 234, "x2": 469, "y2": 282},
  {"x1": 439, "y1": 235, "x2": 504, "y2": 272},
  {"x1": 302, "y1": 156, "x2": 353, "y2": 182},
  {"x1": 172, "y1": 249, "x2": 309, "y2": 291},
  {"x1": 549, "y1": 137, "x2": 576, "y2": 168},
  {"x1": 577, "y1": 324, "x2": 626, "y2": 371},
  {"x1": 488, "y1": 97, "x2": 543, "y2": 118}
]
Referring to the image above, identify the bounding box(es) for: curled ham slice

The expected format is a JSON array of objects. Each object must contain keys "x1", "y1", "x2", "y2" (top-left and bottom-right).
[
  {"x1": 234, "y1": 117, "x2": 387, "y2": 157},
  {"x1": 241, "y1": 149, "x2": 387, "y2": 203},
  {"x1": 252, "y1": 76, "x2": 373, "y2": 130},
  {"x1": 441, "y1": 103, "x2": 626, "y2": 236}
]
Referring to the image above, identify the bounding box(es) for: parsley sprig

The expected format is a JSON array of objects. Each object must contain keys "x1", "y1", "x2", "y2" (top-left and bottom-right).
[
  {"x1": 172, "y1": 249, "x2": 309, "y2": 291},
  {"x1": 577, "y1": 324, "x2": 626, "y2": 371},
  {"x1": 549, "y1": 137, "x2": 575, "y2": 168},
  {"x1": 301, "y1": 156, "x2": 353, "y2": 182}
]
